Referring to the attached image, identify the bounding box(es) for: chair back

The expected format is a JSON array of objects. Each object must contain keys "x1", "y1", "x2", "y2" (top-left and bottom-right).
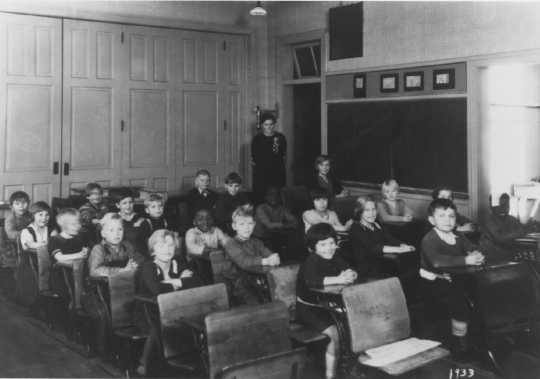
[
  {"x1": 342, "y1": 277, "x2": 410, "y2": 353},
  {"x1": 280, "y1": 186, "x2": 311, "y2": 220},
  {"x1": 267, "y1": 264, "x2": 300, "y2": 320},
  {"x1": 206, "y1": 301, "x2": 292, "y2": 379},
  {"x1": 108, "y1": 270, "x2": 136, "y2": 329},
  {"x1": 216, "y1": 348, "x2": 306, "y2": 379},
  {"x1": 157, "y1": 283, "x2": 229, "y2": 359},
  {"x1": 209, "y1": 249, "x2": 233, "y2": 284},
  {"x1": 475, "y1": 262, "x2": 540, "y2": 331}
]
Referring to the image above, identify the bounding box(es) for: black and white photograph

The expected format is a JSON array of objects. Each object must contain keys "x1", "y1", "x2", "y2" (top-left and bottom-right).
[{"x1": 0, "y1": 1, "x2": 539, "y2": 379}]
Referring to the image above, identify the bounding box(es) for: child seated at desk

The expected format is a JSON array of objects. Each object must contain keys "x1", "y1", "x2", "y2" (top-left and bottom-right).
[
  {"x1": 309, "y1": 155, "x2": 349, "y2": 199},
  {"x1": 421, "y1": 199, "x2": 485, "y2": 360},
  {"x1": 350, "y1": 196, "x2": 416, "y2": 278},
  {"x1": 302, "y1": 189, "x2": 352, "y2": 233},
  {"x1": 223, "y1": 205, "x2": 280, "y2": 305},
  {"x1": 1, "y1": 191, "x2": 32, "y2": 267},
  {"x1": 185, "y1": 209, "x2": 229, "y2": 257},
  {"x1": 135, "y1": 229, "x2": 201, "y2": 376},
  {"x1": 89, "y1": 213, "x2": 143, "y2": 277},
  {"x1": 479, "y1": 193, "x2": 535, "y2": 263},
  {"x1": 432, "y1": 186, "x2": 476, "y2": 233},
  {"x1": 18, "y1": 201, "x2": 54, "y2": 300},
  {"x1": 139, "y1": 194, "x2": 170, "y2": 256},
  {"x1": 215, "y1": 172, "x2": 250, "y2": 235},
  {"x1": 48, "y1": 208, "x2": 89, "y2": 309},
  {"x1": 186, "y1": 209, "x2": 229, "y2": 283},
  {"x1": 253, "y1": 187, "x2": 301, "y2": 260},
  {"x1": 377, "y1": 179, "x2": 414, "y2": 223},
  {"x1": 296, "y1": 223, "x2": 357, "y2": 379},
  {"x1": 114, "y1": 189, "x2": 147, "y2": 256},
  {"x1": 79, "y1": 182, "x2": 109, "y2": 245},
  {"x1": 185, "y1": 169, "x2": 218, "y2": 220},
  {"x1": 20, "y1": 201, "x2": 53, "y2": 251}
]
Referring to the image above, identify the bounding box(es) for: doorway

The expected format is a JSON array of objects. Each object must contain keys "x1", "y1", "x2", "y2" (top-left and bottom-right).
[{"x1": 291, "y1": 83, "x2": 321, "y2": 185}]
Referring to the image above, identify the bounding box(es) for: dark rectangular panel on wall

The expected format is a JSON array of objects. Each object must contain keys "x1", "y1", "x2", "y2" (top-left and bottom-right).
[
  {"x1": 327, "y1": 98, "x2": 468, "y2": 192},
  {"x1": 329, "y1": 3, "x2": 363, "y2": 60}
]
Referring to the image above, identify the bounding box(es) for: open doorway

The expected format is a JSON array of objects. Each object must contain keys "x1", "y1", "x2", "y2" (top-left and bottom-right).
[{"x1": 291, "y1": 83, "x2": 321, "y2": 185}]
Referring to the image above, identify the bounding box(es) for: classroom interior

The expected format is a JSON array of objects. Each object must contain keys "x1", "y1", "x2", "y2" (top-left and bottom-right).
[{"x1": 1, "y1": 1, "x2": 540, "y2": 378}]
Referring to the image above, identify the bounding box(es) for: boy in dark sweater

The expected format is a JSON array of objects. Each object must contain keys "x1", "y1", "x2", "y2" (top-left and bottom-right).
[
  {"x1": 215, "y1": 172, "x2": 250, "y2": 235},
  {"x1": 185, "y1": 169, "x2": 218, "y2": 221},
  {"x1": 421, "y1": 199, "x2": 485, "y2": 360},
  {"x1": 223, "y1": 205, "x2": 280, "y2": 305}
]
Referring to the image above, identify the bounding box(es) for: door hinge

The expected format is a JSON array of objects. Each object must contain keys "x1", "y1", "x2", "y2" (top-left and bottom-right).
[
  {"x1": 121, "y1": 31, "x2": 125, "y2": 44},
  {"x1": 223, "y1": 120, "x2": 228, "y2": 131},
  {"x1": 63, "y1": 162, "x2": 70, "y2": 176},
  {"x1": 121, "y1": 120, "x2": 125, "y2": 132},
  {"x1": 223, "y1": 40, "x2": 227, "y2": 51},
  {"x1": 53, "y1": 161, "x2": 59, "y2": 175}
]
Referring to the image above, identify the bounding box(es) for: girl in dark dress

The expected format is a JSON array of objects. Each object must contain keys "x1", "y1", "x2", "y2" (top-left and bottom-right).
[
  {"x1": 135, "y1": 229, "x2": 201, "y2": 376},
  {"x1": 296, "y1": 223, "x2": 357, "y2": 379},
  {"x1": 309, "y1": 155, "x2": 348, "y2": 199},
  {"x1": 350, "y1": 195, "x2": 416, "y2": 277},
  {"x1": 251, "y1": 113, "x2": 287, "y2": 203}
]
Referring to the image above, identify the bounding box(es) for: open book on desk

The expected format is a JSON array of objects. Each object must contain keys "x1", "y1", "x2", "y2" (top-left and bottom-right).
[{"x1": 359, "y1": 337, "x2": 441, "y2": 367}]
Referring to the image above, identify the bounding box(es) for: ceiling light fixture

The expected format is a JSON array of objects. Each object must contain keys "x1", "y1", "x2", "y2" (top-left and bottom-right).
[{"x1": 249, "y1": 1, "x2": 267, "y2": 16}]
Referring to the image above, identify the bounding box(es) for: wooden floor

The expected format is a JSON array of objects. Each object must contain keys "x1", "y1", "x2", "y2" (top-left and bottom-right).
[{"x1": 0, "y1": 295, "x2": 117, "y2": 378}]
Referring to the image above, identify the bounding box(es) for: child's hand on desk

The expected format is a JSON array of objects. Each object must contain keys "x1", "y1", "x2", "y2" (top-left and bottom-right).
[
  {"x1": 402, "y1": 215, "x2": 413, "y2": 222},
  {"x1": 122, "y1": 259, "x2": 138, "y2": 271},
  {"x1": 164, "y1": 278, "x2": 183, "y2": 289},
  {"x1": 180, "y1": 269, "x2": 193, "y2": 278},
  {"x1": 80, "y1": 247, "x2": 89, "y2": 258},
  {"x1": 262, "y1": 253, "x2": 280, "y2": 266},
  {"x1": 338, "y1": 270, "x2": 356, "y2": 284},
  {"x1": 399, "y1": 244, "x2": 415, "y2": 253},
  {"x1": 465, "y1": 251, "x2": 485, "y2": 266},
  {"x1": 457, "y1": 223, "x2": 475, "y2": 232},
  {"x1": 344, "y1": 219, "x2": 354, "y2": 229}
]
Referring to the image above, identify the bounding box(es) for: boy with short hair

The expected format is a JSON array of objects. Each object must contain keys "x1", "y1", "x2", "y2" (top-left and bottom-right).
[
  {"x1": 215, "y1": 172, "x2": 250, "y2": 234},
  {"x1": 48, "y1": 208, "x2": 89, "y2": 309},
  {"x1": 186, "y1": 209, "x2": 230, "y2": 283},
  {"x1": 114, "y1": 189, "x2": 146, "y2": 256},
  {"x1": 79, "y1": 182, "x2": 109, "y2": 245},
  {"x1": 0, "y1": 191, "x2": 32, "y2": 267},
  {"x1": 254, "y1": 187, "x2": 301, "y2": 260},
  {"x1": 223, "y1": 205, "x2": 280, "y2": 305},
  {"x1": 89, "y1": 212, "x2": 143, "y2": 277},
  {"x1": 185, "y1": 169, "x2": 218, "y2": 220},
  {"x1": 139, "y1": 193, "x2": 169, "y2": 256},
  {"x1": 421, "y1": 198, "x2": 485, "y2": 360}
]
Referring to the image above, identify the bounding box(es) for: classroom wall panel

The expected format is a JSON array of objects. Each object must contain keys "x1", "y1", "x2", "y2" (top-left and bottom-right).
[
  {"x1": 183, "y1": 90, "x2": 219, "y2": 165},
  {"x1": 0, "y1": 14, "x2": 62, "y2": 203},
  {"x1": 69, "y1": 87, "x2": 113, "y2": 169},
  {"x1": 5, "y1": 84, "x2": 52, "y2": 171},
  {"x1": 129, "y1": 89, "x2": 168, "y2": 168},
  {"x1": 96, "y1": 31, "x2": 113, "y2": 79}
]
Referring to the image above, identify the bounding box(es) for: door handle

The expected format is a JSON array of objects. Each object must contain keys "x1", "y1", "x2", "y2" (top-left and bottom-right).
[
  {"x1": 63, "y1": 162, "x2": 70, "y2": 176},
  {"x1": 53, "y1": 161, "x2": 59, "y2": 175}
]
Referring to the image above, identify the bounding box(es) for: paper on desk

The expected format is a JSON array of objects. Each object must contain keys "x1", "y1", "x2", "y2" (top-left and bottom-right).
[{"x1": 361, "y1": 337, "x2": 441, "y2": 367}]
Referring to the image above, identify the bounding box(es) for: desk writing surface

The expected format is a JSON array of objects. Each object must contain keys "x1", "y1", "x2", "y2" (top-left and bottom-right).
[{"x1": 442, "y1": 261, "x2": 519, "y2": 275}]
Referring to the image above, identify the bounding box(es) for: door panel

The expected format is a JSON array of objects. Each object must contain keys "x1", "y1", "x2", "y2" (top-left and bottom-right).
[
  {"x1": 62, "y1": 20, "x2": 124, "y2": 195},
  {"x1": 121, "y1": 25, "x2": 177, "y2": 192},
  {"x1": 0, "y1": 13, "x2": 62, "y2": 203}
]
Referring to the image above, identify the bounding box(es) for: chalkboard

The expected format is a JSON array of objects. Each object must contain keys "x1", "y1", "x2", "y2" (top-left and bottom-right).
[{"x1": 327, "y1": 98, "x2": 468, "y2": 192}]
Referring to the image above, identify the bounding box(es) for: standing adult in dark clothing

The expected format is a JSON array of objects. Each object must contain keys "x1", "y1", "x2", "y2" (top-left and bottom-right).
[{"x1": 251, "y1": 113, "x2": 287, "y2": 203}]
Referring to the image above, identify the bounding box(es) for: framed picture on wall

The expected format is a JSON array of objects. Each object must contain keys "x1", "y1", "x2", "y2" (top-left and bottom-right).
[
  {"x1": 433, "y1": 68, "x2": 455, "y2": 90},
  {"x1": 353, "y1": 73, "x2": 366, "y2": 97},
  {"x1": 404, "y1": 71, "x2": 424, "y2": 91},
  {"x1": 380, "y1": 73, "x2": 399, "y2": 93}
]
